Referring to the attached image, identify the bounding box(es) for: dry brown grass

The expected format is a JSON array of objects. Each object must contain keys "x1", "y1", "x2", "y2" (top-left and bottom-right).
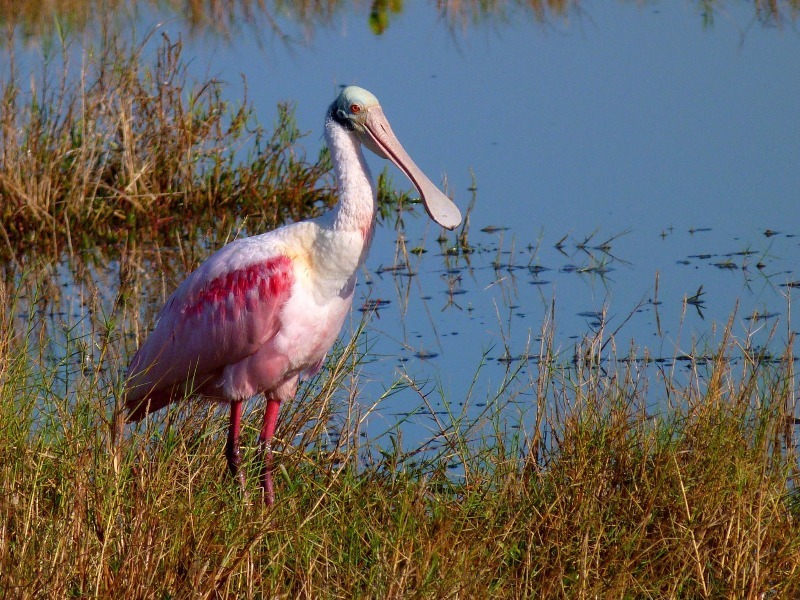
[
  {"x1": 0, "y1": 31, "x2": 336, "y2": 261},
  {"x1": 1, "y1": 261, "x2": 799, "y2": 597}
]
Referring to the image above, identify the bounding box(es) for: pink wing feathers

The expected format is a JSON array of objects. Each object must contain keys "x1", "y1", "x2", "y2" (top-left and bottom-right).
[{"x1": 126, "y1": 238, "x2": 295, "y2": 420}]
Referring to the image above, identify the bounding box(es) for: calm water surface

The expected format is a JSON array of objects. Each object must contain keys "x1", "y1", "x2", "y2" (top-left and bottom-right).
[{"x1": 8, "y1": 2, "x2": 800, "y2": 447}]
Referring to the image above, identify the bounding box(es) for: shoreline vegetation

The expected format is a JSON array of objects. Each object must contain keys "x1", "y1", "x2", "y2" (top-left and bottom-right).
[
  {"x1": 1, "y1": 6, "x2": 799, "y2": 598},
  {"x1": 0, "y1": 32, "x2": 337, "y2": 263},
  {"x1": 1, "y1": 269, "x2": 799, "y2": 594}
]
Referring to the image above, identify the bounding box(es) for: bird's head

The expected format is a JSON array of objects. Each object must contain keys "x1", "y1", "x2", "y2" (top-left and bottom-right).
[
  {"x1": 330, "y1": 86, "x2": 388, "y2": 159},
  {"x1": 328, "y1": 85, "x2": 462, "y2": 231}
]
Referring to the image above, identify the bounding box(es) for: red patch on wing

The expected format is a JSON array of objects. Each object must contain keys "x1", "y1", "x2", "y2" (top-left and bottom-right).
[{"x1": 184, "y1": 255, "x2": 294, "y2": 318}]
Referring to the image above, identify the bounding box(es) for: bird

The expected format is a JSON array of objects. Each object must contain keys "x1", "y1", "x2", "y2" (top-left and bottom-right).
[{"x1": 125, "y1": 86, "x2": 461, "y2": 504}]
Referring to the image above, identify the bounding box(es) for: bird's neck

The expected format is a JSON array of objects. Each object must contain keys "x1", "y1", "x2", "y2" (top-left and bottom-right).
[{"x1": 324, "y1": 118, "x2": 377, "y2": 238}]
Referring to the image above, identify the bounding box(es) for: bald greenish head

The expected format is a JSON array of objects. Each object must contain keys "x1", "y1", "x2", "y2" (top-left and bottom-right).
[{"x1": 329, "y1": 86, "x2": 462, "y2": 231}]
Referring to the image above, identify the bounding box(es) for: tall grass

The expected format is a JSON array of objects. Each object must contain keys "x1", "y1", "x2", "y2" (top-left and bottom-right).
[
  {"x1": 1, "y1": 263, "x2": 798, "y2": 597},
  {"x1": 0, "y1": 31, "x2": 336, "y2": 261}
]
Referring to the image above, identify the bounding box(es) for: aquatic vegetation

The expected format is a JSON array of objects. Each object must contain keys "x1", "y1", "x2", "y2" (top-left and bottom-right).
[
  {"x1": 0, "y1": 264, "x2": 799, "y2": 596},
  {"x1": 0, "y1": 32, "x2": 337, "y2": 260}
]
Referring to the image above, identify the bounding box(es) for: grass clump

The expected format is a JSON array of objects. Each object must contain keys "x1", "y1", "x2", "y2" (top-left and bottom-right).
[
  {"x1": 1, "y1": 266, "x2": 799, "y2": 597},
  {"x1": 0, "y1": 31, "x2": 336, "y2": 260}
]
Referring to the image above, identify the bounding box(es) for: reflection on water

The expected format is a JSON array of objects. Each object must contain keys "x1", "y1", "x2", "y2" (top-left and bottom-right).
[{"x1": 1, "y1": 0, "x2": 796, "y2": 41}]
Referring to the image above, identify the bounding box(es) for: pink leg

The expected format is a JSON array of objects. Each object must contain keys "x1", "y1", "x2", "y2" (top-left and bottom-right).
[
  {"x1": 259, "y1": 396, "x2": 282, "y2": 505},
  {"x1": 225, "y1": 400, "x2": 246, "y2": 491}
]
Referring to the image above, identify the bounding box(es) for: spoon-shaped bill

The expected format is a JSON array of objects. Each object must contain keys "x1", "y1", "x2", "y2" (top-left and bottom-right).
[{"x1": 362, "y1": 107, "x2": 462, "y2": 230}]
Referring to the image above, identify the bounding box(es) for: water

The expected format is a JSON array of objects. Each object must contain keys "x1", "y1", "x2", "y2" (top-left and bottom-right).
[{"x1": 5, "y1": 2, "x2": 799, "y2": 448}]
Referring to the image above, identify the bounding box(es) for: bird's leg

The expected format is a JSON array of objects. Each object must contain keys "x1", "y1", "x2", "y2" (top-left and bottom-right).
[
  {"x1": 258, "y1": 396, "x2": 282, "y2": 506},
  {"x1": 225, "y1": 400, "x2": 246, "y2": 492}
]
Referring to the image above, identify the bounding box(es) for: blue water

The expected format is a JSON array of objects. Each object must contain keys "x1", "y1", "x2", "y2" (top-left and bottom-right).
[{"x1": 7, "y1": 2, "x2": 800, "y2": 450}]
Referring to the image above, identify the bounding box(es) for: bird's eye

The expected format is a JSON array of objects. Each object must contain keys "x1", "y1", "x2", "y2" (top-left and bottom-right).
[{"x1": 350, "y1": 104, "x2": 361, "y2": 114}]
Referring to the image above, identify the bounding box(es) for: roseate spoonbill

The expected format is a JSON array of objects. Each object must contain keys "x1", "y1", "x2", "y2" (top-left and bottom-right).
[{"x1": 125, "y1": 86, "x2": 461, "y2": 504}]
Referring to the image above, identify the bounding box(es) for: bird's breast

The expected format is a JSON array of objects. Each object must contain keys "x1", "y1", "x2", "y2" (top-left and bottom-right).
[
  {"x1": 273, "y1": 274, "x2": 355, "y2": 373},
  {"x1": 263, "y1": 224, "x2": 365, "y2": 373}
]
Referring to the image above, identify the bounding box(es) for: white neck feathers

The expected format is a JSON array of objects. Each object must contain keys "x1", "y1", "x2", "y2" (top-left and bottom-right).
[{"x1": 324, "y1": 118, "x2": 377, "y2": 234}]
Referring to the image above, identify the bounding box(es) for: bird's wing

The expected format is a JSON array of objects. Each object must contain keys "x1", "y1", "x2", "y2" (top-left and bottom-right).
[{"x1": 125, "y1": 235, "x2": 296, "y2": 406}]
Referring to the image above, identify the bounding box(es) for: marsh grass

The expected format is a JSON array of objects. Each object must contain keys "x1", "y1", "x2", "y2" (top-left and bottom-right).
[
  {"x1": 1, "y1": 262, "x2": 799, "y2": 598},
  {"x1": 0, "y1": 30, "x2": 337, "y2": 261}
]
